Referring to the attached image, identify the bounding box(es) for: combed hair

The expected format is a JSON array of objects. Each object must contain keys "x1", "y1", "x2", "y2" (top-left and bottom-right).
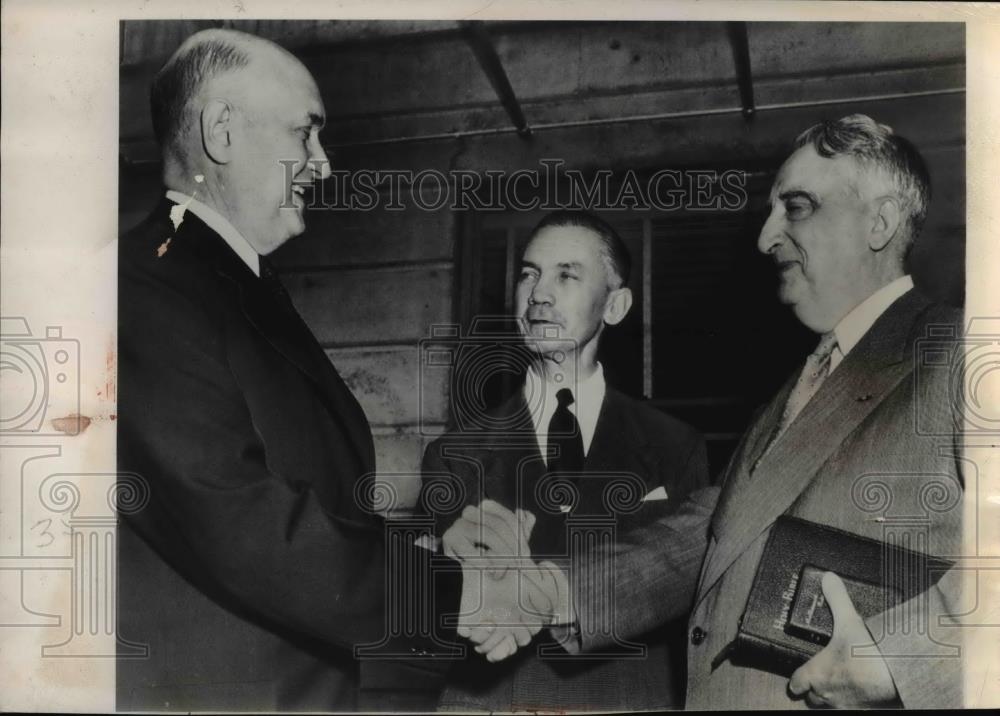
[
  {"x1": 530, "y1": 210, "x2": 631, "y2": 288},
  {"x1": 150, "y1": 34, "x2": 251, "y2": 150},
  {"x1": 794, "y1": 114, "x2": 931, "y2": 250}
]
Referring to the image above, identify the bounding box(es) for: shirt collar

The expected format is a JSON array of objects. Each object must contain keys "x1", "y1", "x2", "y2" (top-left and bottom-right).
[
  {"x1": 830, "y1": 275, "x2": 914, "y2": 372},
  {"x1": 165, "y1": 190, "x2": 260, "y2": 277},
  {"x1": 524, "y1": 361, "x2": 606, "y2": 412},
  {"x1": 523, "y1": 361, "x2": 607, "y2": 457}
]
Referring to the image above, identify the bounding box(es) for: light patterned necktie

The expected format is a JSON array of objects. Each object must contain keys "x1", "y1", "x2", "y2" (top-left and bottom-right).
[{"x1": 775, "y1": 331, "x2": 839, "y2": 438}]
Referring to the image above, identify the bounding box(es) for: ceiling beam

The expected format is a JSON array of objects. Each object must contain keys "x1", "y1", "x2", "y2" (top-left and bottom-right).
[
  {"x1": 460, "y1": 22, "x2": 532, "y2": 139},
  {"x1": 727, "y1": 22, "x2": 756, "y2": 121}
]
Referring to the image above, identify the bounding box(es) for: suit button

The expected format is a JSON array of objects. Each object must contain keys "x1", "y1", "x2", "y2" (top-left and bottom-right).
[{"x1": 690, "y1": 627, "x2": 706, "y2": 646}]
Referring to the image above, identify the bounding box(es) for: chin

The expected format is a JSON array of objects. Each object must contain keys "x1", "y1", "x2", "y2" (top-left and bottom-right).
[
  {"x1": 777, "y1": 276, "x2": 805, "y2": 306},
  {"x1": 523, "y1": 337, "x2": 552, "y2": 353},
  {"x1": 257, "y1": 231, "x2": 291, "y2": 256},
  {"x1": 790, "y1": 302, "x2": 835, "y2": 334},
  {"x1": 287, "y1": 217, "x2": 307, "y2": 239},
  {"x1": 535, "y1": 342, "x2": 583, "y2": 366}
]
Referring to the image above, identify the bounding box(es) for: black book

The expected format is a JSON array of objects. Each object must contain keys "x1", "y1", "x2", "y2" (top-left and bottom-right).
[{"x1": 731, "y1": 515, "x2": 953, "y2": 676}]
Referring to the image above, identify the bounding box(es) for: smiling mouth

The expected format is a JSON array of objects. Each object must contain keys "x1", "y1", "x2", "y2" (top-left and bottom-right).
[{"x1": 290, "y1": 183, "x2": 312, "y2": 204}]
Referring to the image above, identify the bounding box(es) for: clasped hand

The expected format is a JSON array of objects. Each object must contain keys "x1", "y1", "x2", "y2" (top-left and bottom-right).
[{"x1": 442, "y1": 500, "x2": 570, "y2": 662}]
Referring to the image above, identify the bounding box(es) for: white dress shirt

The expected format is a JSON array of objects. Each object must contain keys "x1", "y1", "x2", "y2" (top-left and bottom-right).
[
  {"x1": 524, "y1": 361, "x2": 606, "y2": 464},
  {"x1": 829, "y1": 275, "x2": 914, "y2": 373},
  {"x1": 165, "y1": 190, "x2": 260, "y2": 277}
]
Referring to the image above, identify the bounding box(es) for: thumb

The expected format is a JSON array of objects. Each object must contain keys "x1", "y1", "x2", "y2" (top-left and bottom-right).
[
  {"x1": 516, "y1": 509, "x2": 536, "y2": 551},
  {"x1": 538, "y1": 560, "x2": 571, "y2": 624},
  {"x1": 522, "y1": 572, "x2": 554, "y2": 617},
  {"x1": 820, "y1": 571, "x2": 862, "y2": 640},
  {"x1": 516, "y1": 509, "x2": 536, "y2": 538}
]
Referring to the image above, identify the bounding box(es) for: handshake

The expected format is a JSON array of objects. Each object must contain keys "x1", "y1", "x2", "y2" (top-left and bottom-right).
[{"x1": 442, "y1": 500, "x2": 574, "y2": 663}]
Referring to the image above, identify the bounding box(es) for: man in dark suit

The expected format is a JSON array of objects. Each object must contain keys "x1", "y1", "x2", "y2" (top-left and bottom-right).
[
  {"x1": 464, "y1": 115, "x2": 967, "y2": 709},
  {"x1": 117, "y1": 28, "x2": 454, "y2": 711},
  {"x1": 420, "y1": 211, "x2": 710, "y2": 711}
]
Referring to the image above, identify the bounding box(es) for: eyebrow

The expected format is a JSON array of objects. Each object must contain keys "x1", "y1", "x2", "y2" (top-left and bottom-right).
[
  {"x1": 519, "y1": 260, "x2": 584, "y2": 271},
  {"x1": 777, "y1": 189, "x2": 818, "y2": 205}
]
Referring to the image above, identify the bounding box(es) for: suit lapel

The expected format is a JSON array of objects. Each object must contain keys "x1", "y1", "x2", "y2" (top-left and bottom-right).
[
  {"x1": 480, "y1": 388, "x2": 654, "y2": 516},
  {"x1": 700, "y1": 290, "x2": 930, "y2": 596},
  {"x1": 744, "y1": 379, "x2": 796, "y2": 475},
  {"x1": 237, "y1": 275, "x2": 337, "y2": 391},
  {"x1": 174, "y1": 207, "x2": 375, "y2": 469},
  {"x1": 477, "y1": 394, "x2": 546, "y2": 509},
  {"x1": 581, "y1": 389, "x2": 656, "y2": 512},
  {"x1": 705, "y1": 385, "x2": 789, "y2": 543}
]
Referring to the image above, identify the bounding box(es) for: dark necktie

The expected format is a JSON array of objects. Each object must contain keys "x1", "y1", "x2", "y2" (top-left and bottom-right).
[
  {"x1": 548, "y1": 388, "x2": 584, "y2": 475},
  {"x1": 526, "y1": 387, "x2": 585, "y2": 558}
]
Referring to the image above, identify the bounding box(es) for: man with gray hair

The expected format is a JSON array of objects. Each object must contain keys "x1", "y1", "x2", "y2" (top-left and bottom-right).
[
  {"x1": 117, "y1": 28, "x2": 455, "y2": 711},
  {"x1": 459, "y1": 114, "x2": 965, "y2": 708}
]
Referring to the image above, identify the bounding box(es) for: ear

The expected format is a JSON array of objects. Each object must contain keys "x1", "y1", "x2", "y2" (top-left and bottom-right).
[
  {"x1": 603, "y1": 286, "x2": 633, "y2": 326},
  {"x1": 868, "y1": 196, "x2": 901, "y2": 252},
  {"x1": 200, "y1": 99, "x2": 235, "y2": 164}
]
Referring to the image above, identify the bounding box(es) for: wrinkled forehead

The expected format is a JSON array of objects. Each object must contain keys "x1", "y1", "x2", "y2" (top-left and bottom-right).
[
  {"x1": 769, "y1": 145, "x2": 866, "y2": 203},
  {"x1": 523, "y1": 226, "x2": 606, "y2": 267}
]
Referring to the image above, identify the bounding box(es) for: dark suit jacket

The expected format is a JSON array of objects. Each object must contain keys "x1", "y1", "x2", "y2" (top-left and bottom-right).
[
  {"x1": 117, "y1": 200, "x2": 444, "y2": 711},
  {"x1": 420, "y1": 386, "x2": 709, "y2": 711},
  {"x1": 578, "y1": 290, "x2": 965, "y2": 709}
]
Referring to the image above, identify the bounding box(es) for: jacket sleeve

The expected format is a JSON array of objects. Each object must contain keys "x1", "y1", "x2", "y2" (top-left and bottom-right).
[
  {"x1": 418, "y1": 438, "x2": 485, "y2": 537},
  {"x1": 118, "y1": 265, "x2": 394, "y2": 652},
  {"x1": 864, "y1": 566, "x2": 968, "y2": 709},
  {"x1": 573, "y1": 425, "x2": 717, "y2": 652}
]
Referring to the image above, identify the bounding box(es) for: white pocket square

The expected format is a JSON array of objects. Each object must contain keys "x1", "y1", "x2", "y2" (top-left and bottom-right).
[{"x1": 642, "y1": 486, "x2": 668, "y2": 502}]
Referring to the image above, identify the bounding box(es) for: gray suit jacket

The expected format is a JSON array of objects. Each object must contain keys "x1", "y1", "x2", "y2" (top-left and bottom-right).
[
  {"x1": 578, "y1": 290, "x2": 965, "y2": 709},
  {"x1": 421, "y1": 386, "x2": 709, "y2": 711}
]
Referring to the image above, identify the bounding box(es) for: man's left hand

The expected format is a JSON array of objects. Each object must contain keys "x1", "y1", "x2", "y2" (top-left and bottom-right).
[
  {"x1": 457, "y1": 560, "x2": 546, "y2": 662},
  {"x1": 788, "y1": 571, "x2": 899, "y2": 708}
]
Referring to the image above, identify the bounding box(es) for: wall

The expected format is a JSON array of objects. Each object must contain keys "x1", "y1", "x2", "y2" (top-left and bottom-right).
[
  {"x1": 119, "y1": 20, "x2": 967, "y2": 514},
  {"x1": 270, "y1": 197, "x2": 457, "y2": 514}
]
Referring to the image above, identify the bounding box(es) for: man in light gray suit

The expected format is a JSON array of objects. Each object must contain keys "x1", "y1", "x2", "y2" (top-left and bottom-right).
[{"x1": 454, "y1": 114, "x2": 966, "y2": 709}]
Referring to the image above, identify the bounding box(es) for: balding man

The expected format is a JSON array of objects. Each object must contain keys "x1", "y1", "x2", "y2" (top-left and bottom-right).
[{"x1": 117, "y1": 29, "x2": 450, "y2": 711}]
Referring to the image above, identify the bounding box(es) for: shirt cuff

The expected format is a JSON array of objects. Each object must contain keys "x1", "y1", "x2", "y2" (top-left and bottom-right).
[
  {"x1": 414, "y1": 534, "x2": 440, "y2": 552},
  {"x1": 547, "y1": 619, "x2": 582, "y2": 654}
]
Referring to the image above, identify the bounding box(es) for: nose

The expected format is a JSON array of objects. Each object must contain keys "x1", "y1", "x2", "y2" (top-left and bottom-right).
[
  {"x1": 757, "y1": 206, "x2": 784, "y2": 256},
  {"x1": 308, "y1": 135, "x2": 332, "y2": 182},
  {"x1": 529, "y1": 273, "x2": 554, "y2": 306}
]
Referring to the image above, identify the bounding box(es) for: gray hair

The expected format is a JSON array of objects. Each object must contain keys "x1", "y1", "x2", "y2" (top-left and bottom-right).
[
  {"x1": 794, "y1": 114, "x2": 931, "y2": 253},
  {"x1": 529, "y1": 210, "x2": 631, "y2": 289}
]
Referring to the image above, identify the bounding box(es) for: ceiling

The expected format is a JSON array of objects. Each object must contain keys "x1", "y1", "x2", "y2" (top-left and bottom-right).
[{"x1": 119, "y1": 20, "x2": 965, "y2": 166}]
